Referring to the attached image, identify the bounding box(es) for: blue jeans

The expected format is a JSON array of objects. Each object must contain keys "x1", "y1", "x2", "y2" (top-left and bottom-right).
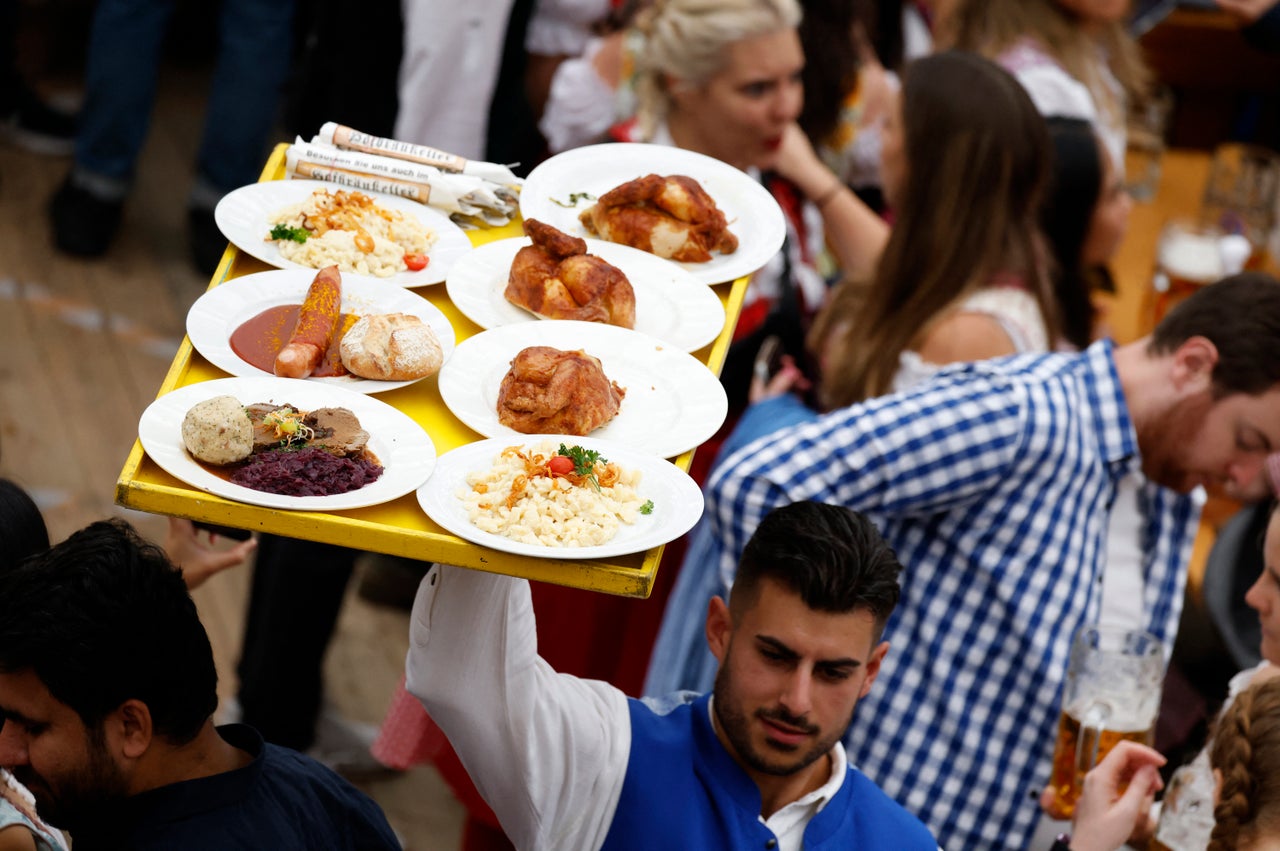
[{"x1": 75, "y1": 0, "x2": 294, "y2": 192}]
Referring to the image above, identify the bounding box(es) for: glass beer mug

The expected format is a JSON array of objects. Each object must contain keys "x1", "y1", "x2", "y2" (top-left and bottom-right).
[
  {"x1": 1201, "y1": 143, "x2": 1280, "y2": 270},
  {"x1": 1044, "y1": 626, "x2": 1164, "y2": 819},
  {"x1": 1150, "y1": 218, "x2": 1251, "y2": 324}
]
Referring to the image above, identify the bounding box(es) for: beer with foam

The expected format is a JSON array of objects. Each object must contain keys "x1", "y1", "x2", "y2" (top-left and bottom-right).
[
  {"x1": 1045, "y1": 706, "x2": 1155, "y2": 819},
  {"x1": 1042, "y1": 627, "x2": 1164, "y2": 820}
]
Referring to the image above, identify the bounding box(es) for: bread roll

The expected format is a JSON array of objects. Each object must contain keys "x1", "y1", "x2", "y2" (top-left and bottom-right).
[{"x1": 340, "y1": 313, "x2": 443, "y2": 381}]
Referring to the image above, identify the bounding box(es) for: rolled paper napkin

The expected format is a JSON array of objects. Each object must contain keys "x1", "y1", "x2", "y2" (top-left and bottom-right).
[
  {"x1": 317, "y1": 122, "x2": 522, "y2": 186},
  {"x1": 285, "y1": 142, "x2": 516, "y2": 224}
]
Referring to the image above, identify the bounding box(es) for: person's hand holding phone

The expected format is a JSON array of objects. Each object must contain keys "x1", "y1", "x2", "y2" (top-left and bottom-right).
[{"x1": 750, "y1": 336, "x2": 810, "y2": 404}]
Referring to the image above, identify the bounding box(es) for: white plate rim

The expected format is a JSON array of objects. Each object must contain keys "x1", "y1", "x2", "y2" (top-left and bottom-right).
[
  {"x1": 436, "y1": 320, "x2": 728, "y2": 459},
  {"x1": 138, "y1": 376, "x2": 437, "y2": 510},
  {"x1": 416, "y1": 434, "x2": 704, "y2": 559},
  {"x1": 519, "y1": 143, "x2": 786, "y2": 286},
  {"x1": 185, "y1": 268, "x2": 456, "y2": 394},
  {"x1": 444, "y1": 236, "x2": 726, "y2": 352},
  {"x1": 213, "y1": 178, "x2": 473, "y2": 286}
]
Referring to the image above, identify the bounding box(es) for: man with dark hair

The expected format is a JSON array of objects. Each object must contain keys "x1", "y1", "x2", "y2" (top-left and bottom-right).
[
  {"x1": 706, "y1": 271, "x2": 1280, "y2": 850},
  {"x1": 0, "y1": 519, "x2": 400, "y2": 850},
  {"x1": 406, "y1": 501, "x2": 936, "y2": 850}
]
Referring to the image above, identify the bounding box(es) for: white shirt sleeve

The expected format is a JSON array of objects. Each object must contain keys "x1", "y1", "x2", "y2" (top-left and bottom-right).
[
  {"x1": 525, "y1": 0, "x2": 612, "y2": 56},
  {"x1": 538, "y1": 38, "x2": 617, "y2": 153},
  {"x1": 1012, "y1": 63, "x2": 1098, "y2": 125},
  {"x1": 1013, "y1": 61, "x2": 1127, "y2": 168},
  {"x1": 405, "y1": 565, "x2": 631, "y2": 851}
]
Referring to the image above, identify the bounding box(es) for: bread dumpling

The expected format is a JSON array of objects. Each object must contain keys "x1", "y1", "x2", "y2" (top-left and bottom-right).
[{"x1": 182, "y1": 395, "x2": 253, "y2": 465}]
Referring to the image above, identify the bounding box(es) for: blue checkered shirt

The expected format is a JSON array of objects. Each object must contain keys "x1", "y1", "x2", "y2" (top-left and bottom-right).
[{"x1": 706, "y1": 340, "x2": 1201, "y2": 850}]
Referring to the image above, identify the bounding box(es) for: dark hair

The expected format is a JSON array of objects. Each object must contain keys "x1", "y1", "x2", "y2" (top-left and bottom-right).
[
  {"x1": 813, "y1": 51, "x2": 1056, "y2": 408},
  {"x1": 797, "y1": 0, "x2": 871, "y2": 147},
  {"x1": 0, "y1": 519, "x2": 217, "y2": 744},
  {"x1": 0, "y1": 478, "x2": 50, "y2": 568},
  {"x1": 732, "y1": 502, "x2": 902, "y2": 634},
  {"x1": 1042, "y1": 116, "x2": 1105, "y2": 350},
  {"x1": 1209, "y1": 675, "x2": 1280, "y2": 850},
  {"x1": 1150, "y1": 272, "x2": 1280, "y2": 397}
]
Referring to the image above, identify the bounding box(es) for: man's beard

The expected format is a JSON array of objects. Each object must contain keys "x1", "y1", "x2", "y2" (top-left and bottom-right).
[
  {"x1": 15, "y1": 728, "x2": 128, "y2": 829},
  {"x1": 712, "y1": 660, "x2": 847, "y2": 778},
  {"x1": 1136, "y1": 392, "x2": 1212, "y2": 493}
]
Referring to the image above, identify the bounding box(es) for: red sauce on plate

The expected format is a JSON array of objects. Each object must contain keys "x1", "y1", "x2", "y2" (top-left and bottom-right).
[{"x1": 230, "y1": 306, "x2": 358, "y2": 378}]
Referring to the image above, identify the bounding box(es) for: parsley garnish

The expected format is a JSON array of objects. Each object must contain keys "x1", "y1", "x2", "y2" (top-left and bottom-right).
[
  {"x1": 549, "y1": 191, "x2": 596, "y2": 208},
  {"x1": 269, "y1": 223, "x2": 310, "y2": 243},
  {"x1": 639, "y1": 500, "x2": 654, "y2": 515},
  {"x1": 558, "y1": 443, "x2": 606, "y2": 491}
]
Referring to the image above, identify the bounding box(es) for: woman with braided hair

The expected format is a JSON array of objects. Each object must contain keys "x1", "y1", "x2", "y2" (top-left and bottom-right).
[
  {"x1": 1060, "y1": 493, "x2": 1280, "y2": 851},
  {"x1": 1208, "y1": 672, "x2": 1280, "y2": 850}
]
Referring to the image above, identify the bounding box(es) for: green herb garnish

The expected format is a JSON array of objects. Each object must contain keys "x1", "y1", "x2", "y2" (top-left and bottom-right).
[
  {"x1": 558, "y1": 443, "x2": 606, "y2": 491},
  {"x1": 269, "y1": 223, "x2": 310, "y2": 243},
  {"x1": 639, "y1": 500, "x2": 654, "y2": 515},
  {"x1": 549, "y1": 191, "x2": 596, "y2": 208}
]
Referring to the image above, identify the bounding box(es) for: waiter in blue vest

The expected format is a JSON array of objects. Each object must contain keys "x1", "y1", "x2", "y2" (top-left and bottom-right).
[{"x1": 406, "y1": 501, "x2": 937, "y2": 850}]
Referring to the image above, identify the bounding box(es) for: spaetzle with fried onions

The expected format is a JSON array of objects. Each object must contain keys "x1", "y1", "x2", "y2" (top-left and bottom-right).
[
  {"x1": 460, "y1": 441, "x2": 644, "y2": 547},
  {"x1": 268, "y1": 189, "x2": 435, "y2": 278}
]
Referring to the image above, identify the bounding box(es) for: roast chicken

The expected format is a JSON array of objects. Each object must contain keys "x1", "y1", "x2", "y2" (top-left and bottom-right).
[
  {"x1": 505, "y1": 219, "x2": 636, "y2": 328},
  {"x1": 496, "y1": 346, "x2": 625, "y2": 436},
  {"x1": 578, "y1": 174, "x2": 738, "y2": 263}
]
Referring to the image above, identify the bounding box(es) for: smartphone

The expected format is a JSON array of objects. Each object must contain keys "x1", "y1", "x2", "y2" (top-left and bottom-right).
[
  {"x1": 753, "y1": 335, "x2": 785, "y2": 384},
  {"x1": 192, "y1": 521, "x2": 253, "y2": 541}
]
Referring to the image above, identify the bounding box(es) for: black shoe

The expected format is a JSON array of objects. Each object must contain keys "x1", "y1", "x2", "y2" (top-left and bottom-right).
[
  {"x1": 1, "y1": 86, "x2": 77, "y2": 156},
  {"x1": 49, "y1": 176, "x2": 124, "y2": 257},
  {"x1": 189, "y1": 205, "x2": 229, "y2": 279}
]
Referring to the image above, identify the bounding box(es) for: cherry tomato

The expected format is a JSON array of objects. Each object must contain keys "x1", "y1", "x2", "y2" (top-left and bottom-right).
[
  {"x1": 403, "y1": 252, "x2": 430, "y2": 271},
  {"x1": 547, "y1": 455, "x2": 575, "y2": 475}
]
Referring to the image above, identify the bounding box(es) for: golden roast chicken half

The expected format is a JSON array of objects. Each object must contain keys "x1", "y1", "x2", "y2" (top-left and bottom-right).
[
  {"x1": 578, "y1": 174, "x2": 738, "y2": 263},
  {"x1": 505, "y1": 219, "x2": 637, "y2": 328}
]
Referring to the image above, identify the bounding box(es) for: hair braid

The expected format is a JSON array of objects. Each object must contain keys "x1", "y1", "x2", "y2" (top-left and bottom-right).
[
  {"x1": 1209, "y1": 675, "x2": 1280, "y2": 850},
  {"x1": 1210, "y1": 686, "x2": 1259, "y2": 851}
]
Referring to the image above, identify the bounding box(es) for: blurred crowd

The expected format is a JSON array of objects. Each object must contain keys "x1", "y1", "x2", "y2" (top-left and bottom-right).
[{"x1": 4, "y1": 0, "x2": 1280, "y2": 850}]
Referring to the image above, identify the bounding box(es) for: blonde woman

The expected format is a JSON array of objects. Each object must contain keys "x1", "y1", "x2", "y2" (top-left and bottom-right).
[{"x1": 589, "y1": 0, "x2": 890, "y2": 418}]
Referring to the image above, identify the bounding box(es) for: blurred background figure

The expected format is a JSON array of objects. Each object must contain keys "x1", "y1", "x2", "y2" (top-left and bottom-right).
[
  {"x1": 945, "y1": 0, "x2": 1149, "y2": 172},
  {"x1": 47, "y1": 0, "x2": 296, "y2": 275},
  {"x1": 0, "y1": 0, "x2": 76, "y2": 156},
  {"x1": 1042, "y1": 115, "x2": 1133, "y2": 348}
]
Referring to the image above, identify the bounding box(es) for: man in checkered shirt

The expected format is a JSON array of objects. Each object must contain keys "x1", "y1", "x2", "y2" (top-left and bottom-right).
[{"x1": 706, "y1": 272, "x2": 1280, "y2": 849}]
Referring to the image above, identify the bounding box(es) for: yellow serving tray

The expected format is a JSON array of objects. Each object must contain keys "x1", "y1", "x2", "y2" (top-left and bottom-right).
[{"x1": 115, "y1": 144, "x2": 749, "y2": 598}]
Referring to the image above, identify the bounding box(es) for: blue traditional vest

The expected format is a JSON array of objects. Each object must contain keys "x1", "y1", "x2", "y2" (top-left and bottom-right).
[{"x1": 600, "y1": 693, "x2": 936, "y2": 850}]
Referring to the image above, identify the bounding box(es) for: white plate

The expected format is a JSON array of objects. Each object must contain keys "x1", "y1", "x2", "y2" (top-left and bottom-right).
[
  {"x1": 519, "y1": 143, "x2": 786, "y2": 286},
  {"x1": 417, "y1": 435, "x2": 704, "y2": 559},
  {"x1": 437, "y1": 321, "x2": 727, "y2": 459},
  {"x1": 444, "y1": 237, "x2": 726, "y2": 352},
  {"x1": 213, "y1": 179, "x2": 473, "y2": 286},
  {"x1": 138, "y1": 376, "x2": 436, "y2": 511},
  {"x1": 186, "y1": 269, "x2": 456, "y2": 394}
]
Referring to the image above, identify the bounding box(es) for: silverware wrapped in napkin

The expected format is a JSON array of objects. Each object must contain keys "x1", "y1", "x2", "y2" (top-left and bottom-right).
[{"x1": 283, "y1": 123, "x2": 521, "y2": 227}]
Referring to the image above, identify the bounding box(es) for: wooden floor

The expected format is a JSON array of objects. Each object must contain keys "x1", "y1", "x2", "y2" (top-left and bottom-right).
[{"x1": 0, "y1": 69, "x2": 465, "y2": 849}]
